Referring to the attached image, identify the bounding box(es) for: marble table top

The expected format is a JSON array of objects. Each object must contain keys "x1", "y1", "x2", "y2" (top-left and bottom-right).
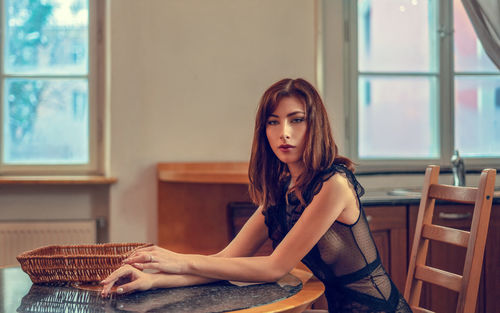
[{"x1": 0, "y1": 267, "x2": 302, "y2": 313}]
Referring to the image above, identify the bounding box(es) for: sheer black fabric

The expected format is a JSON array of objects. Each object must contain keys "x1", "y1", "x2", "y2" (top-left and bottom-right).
[{"x1": 263, "y1": 164, "x2": 412, "y2": 313}]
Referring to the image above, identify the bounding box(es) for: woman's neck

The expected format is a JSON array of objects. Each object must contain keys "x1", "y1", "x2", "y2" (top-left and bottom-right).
[{"x1": 287, "y1": 162, "x2": 305, "y2": 187}]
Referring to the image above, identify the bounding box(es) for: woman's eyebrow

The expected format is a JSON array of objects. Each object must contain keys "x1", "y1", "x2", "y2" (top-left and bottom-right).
[
  {"x1": 268, "y1": 111, "x2": 305, "y2": 118},
  {"x1": 287, "y1": 111, "x2": 305, "y2": 117}
]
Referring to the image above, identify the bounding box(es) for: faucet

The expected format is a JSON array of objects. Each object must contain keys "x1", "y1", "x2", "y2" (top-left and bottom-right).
[{"x1": 451, "y1": 150, "x2": 466, "y2": 186}]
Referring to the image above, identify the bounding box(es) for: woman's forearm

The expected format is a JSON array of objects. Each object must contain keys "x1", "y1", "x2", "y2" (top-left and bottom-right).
[
  {"x1": 185, "y1": 254, "x2": 286, "y2": 283},
  {"x1": 152, "y1": 272, "x2": 219, "y2": 289},
  {"x1": 152, "y1": 254, "x2": 281, "y2": 289},
  {"x1": 152, "y1": 252, "x2": 232, "y2": 288}
]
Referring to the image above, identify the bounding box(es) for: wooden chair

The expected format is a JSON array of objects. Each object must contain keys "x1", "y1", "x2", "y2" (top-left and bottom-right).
[{"x1": 404, "y1": 165, "x2": 496, "y2": 313}]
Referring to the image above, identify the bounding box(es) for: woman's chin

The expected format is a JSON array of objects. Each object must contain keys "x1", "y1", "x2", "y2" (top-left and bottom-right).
[{"x1": 276, "y1": 156, "x2": 301, "y2": 166}]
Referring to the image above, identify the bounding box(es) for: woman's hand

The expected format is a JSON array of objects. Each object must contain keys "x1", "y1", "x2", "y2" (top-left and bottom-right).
[
  {"x1": 122, "y1": 245, "x2": 188, "y2": 274},
  {"x1": 100, "y1": 264, "x2": 157, "y2": 297}
]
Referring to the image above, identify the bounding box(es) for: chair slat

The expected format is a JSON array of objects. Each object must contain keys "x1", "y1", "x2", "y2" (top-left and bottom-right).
[
  {"x1": 414, "y1": 264, "x2": 462, "y2": 292},
  {"x1": 411, "y1": 306, "x2": 435, "y2": 313},
  {"x1": 428, "y1": 184, "x2": 477, "y2": 204},
  {"x1": 422, "y1": 224, "x2": 470, "y2": 247}
]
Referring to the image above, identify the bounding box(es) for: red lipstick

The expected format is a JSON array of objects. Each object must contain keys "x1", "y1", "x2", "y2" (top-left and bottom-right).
[{"x1": 279, "y1": 144, "x2": 295, "y2": 152}]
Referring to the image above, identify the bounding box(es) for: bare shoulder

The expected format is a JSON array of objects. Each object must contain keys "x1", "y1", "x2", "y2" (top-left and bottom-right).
[
  {"x1": 321, "y1": 172, "x2": 360, "y2": 223},
  {"x1": 321, "y1": 171, "x2": 352, "y2": 193},
  {"x1": 310, "y1": 171, "x2": 356, "y2": 206}
]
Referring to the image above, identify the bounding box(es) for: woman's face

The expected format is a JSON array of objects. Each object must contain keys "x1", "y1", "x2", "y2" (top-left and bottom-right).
[{"x1": 265, "y1": 96, "x2": 307, "y2": 168}]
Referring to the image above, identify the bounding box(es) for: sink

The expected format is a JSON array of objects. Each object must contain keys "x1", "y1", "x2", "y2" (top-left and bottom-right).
[{"x1": 386, "y1": 188, "x2": 422, "y2": 197}]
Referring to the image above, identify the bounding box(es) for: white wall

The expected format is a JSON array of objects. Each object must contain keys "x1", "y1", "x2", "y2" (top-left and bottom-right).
[
  {"x1": 108, "y1": 0, "x2": 318, "y2": 242},
  {"x1": 0, "y1": 0, "x2": 325, "y2": 244}
]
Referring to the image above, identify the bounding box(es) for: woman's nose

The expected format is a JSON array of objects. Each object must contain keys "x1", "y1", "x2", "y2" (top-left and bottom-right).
[{"x1": 280, "y1": 123, "x2": 291, "y2": 140}]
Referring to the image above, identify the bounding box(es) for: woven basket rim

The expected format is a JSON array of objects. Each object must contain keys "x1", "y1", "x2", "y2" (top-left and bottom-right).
[
  {"x1": 17, "y1": 242, "x2": 153, "y2": 283},
  {"x1": 16, "y1": 242, "x2": 152, "y2": 259}
]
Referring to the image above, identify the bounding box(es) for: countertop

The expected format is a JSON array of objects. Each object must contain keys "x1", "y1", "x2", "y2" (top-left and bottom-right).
[
  {"x1": 361, "y1": 190, "x2": 422, "y2": 206},
  {"x1": 157, "y1": 162, "x2": 500, "y2": 205},
  {"x1": 361, "y1": 189, "x2": 500, "y2": 205}
]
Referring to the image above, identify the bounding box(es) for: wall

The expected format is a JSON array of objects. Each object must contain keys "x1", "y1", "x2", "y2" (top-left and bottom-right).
[
  {"x1": 0, "y1": 0, "x2": 323, "y2": 244},
  {"x1": 108, "y1": 0, "x2": 318, "y2": 242}
]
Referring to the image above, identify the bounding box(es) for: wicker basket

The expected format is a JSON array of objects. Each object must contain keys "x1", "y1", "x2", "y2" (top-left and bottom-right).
[{"x1": 17, "y1": 243, "x2": 152, "y2": 284}]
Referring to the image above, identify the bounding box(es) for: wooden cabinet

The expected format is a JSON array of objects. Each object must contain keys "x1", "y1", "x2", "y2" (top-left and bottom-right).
[
  {"x1": 483, "y1": 204, "x2": 500, "y2": 313},
  {"x1": 408, "y1": 204, "x2": 499, "y2": 313},
  {"x1": 364, "y1": 205, "x2": 408, "y2": 293},
  {"x1": 227, "y1": 202, "x2": 273, "y2": 256}
]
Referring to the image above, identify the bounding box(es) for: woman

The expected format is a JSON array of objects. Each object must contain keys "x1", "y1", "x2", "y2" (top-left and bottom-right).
[{"x1": 101, "y1": 78, "x2": 411, "y2": 312}]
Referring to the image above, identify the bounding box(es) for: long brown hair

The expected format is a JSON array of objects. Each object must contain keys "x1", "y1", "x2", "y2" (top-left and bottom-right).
[{"x1": 248, "y1": 78, "x2": 354, "y2": 210}]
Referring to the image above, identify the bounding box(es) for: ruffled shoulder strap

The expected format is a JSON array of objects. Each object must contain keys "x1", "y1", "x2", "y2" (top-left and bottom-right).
[{"x1": 303, "y1": 163, "x2": 365, "y2": 205}]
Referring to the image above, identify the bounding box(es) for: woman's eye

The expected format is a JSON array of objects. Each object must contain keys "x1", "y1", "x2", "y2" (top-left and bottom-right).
[
  {"x1": 292, "y1": 118, "x2": 305, "y2": 123},
  {"x1": 267, "y1": 120, "x2": 278, "y2": 126}
]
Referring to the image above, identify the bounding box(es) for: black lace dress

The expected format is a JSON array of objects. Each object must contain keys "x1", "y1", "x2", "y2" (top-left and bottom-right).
[{"x1": 263, "y1": 164, "x2": 412, "y2": 313}]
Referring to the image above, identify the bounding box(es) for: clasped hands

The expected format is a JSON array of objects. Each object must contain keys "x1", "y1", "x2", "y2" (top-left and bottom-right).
[{"x1": 100, "y1": 245, "x2": 188, "y2": 297}]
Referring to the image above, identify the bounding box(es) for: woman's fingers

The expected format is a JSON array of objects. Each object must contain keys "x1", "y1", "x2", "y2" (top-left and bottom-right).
[
  {"x1": 125, "y1": 245, "x2": 156, "y2": 260},
  {"x1": 113, "y1": 277, "x2": 150, "y2": 295},
  {"x1": 123, "y1": 252, "x2": 156, "y2": 264},
  {"x1": 101, "y1": 279, "x2": 119, "y2": 298},
  {"x1": 100, "y1": 265, "x2": 155, "y2": 297},
  {"x1": 132, "y1": 262, "x2": 160, "y2": 271},
  {"x1": 100, "y1": 265, "x2": 134, "y2": 297},
  {"x1": 102, "y1": 265, "x2": 131, "y2": 284}
]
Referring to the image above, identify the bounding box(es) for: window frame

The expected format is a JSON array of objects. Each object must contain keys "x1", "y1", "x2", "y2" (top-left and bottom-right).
[
  {"x1": 342, "y1": 0, "x2": 500, "y2": 173},
  {"x1": 0, "y1": 0, "x2": 105, "y2": 175}
]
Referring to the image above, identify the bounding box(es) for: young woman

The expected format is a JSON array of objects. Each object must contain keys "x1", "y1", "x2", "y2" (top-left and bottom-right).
[{"x1": 101, "y1": 78, "x2": 412, "y2": 312}]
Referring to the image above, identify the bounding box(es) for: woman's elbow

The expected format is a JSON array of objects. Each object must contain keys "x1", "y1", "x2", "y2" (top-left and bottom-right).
[
  {"x1": 266, "y1": 258, "x2": 293, "y2": 282},
  {"x1": 268, "y1": 271, "x2": 287, "y2": 282}
]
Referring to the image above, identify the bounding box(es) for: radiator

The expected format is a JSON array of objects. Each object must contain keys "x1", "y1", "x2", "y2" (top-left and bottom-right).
[{"x1": 0, "y1": 220, "x2": 96, "y2": 267}]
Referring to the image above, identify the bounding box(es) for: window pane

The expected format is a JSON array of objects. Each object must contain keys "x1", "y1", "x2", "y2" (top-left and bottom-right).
[
  {"x1": 359, "y1": 76, "x2": 439, "y2": 159},
  {"x1": 3, "y1": 79, "x2": 89, "y2": 164},
  {"x1": 358, "y1": 0, "x2": 437, "y2": 72},
  {"x1": 455, "y1": 76, "x2": 500, "y2": 157},
  {"x1": 5, "y1": 0, "x2": 88, "y2": 75},
  {"x1": 453, "y1": 0, "x2": 498, "y2": 73}
]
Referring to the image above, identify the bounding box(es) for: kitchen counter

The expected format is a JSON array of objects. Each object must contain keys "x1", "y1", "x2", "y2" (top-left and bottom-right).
[
  {"x1": 362, "y1": 188, "x2": 500, "y2": 205},
  {"x1": 157, "y1": 162, "x2": 500, "y2": 205}
]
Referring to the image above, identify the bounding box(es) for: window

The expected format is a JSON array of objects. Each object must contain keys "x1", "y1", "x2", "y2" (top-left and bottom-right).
[
  {"x1": 344, "y1": 0, "x2": 500, "y2": 171},
  {"x1": 0, "y1": 0, "x2": 103, "y2": 175}
]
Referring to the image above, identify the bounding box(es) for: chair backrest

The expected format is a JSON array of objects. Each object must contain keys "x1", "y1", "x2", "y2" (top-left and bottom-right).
[{"x1": 404, "y1": 165, "x2": 496, "y2": 313}]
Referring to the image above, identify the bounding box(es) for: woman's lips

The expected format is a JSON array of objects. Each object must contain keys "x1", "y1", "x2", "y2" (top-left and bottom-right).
[{"x1": 279, "y1": 144, "x2": 295, "y2": 152}]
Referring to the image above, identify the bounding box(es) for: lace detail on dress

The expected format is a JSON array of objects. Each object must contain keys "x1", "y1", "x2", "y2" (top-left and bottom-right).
[{"x1": 305, "y1": 163, "x2": 365, "y2": 204}]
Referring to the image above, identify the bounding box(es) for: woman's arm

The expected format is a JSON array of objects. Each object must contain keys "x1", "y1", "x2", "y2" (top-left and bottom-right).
[
  {"x1": 101, "y1": 204, "x2": 270, "y2": 296},
  {"x1": 128, "y1": 174, "x2": 355, "y2": 282},
  {"x1": 214, "y1": 204, "x2": 270, "y2": 258}
]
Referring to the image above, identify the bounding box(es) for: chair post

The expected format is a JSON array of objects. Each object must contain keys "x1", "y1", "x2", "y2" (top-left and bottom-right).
[
  {"x1": 457, "y1": 169, "x2": 496, "y2": 313},
  {"x1": 404, "y1": 165, "x2": 440, "y2": 306}
]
